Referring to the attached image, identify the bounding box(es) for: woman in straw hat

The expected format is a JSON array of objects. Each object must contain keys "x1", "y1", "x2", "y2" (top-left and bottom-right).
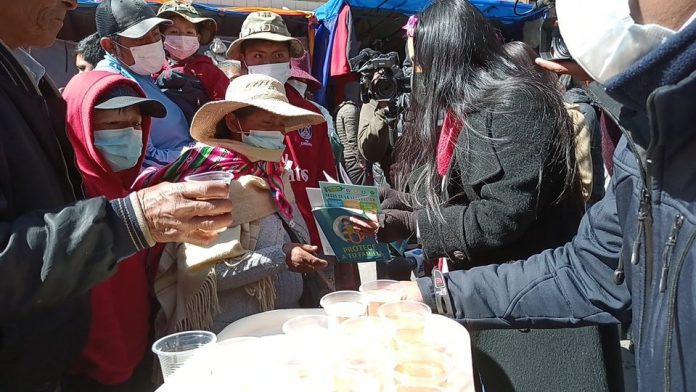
[
  {"x1": 155, "y1": 1, "x2": 230, "y2": 123},
  {"x1": 134, "y1": 74, "x2": 330, "y2": 333}
]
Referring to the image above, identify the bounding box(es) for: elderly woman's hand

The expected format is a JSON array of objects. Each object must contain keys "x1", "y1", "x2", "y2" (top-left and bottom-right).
[
  {"x1": 283, "y1": 243, "x2": 329, "y2": 273},
  {"x1": 135, "y1": 181, "x2": 234, "y2": 246}
]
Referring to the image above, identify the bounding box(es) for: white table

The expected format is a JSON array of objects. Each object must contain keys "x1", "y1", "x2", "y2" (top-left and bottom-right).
[{"x1": 217, "y1": 308, "x2": 326, "y2": 341}]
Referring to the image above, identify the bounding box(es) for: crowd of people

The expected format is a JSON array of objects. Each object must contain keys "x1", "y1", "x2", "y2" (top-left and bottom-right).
[{"x1": 0, "y1": 0, "x2": 694, "y2": 390}]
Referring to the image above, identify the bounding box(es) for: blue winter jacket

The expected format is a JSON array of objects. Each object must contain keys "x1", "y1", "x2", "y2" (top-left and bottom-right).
[{"x1": 417, "y1": 22, "x2": 696, "y2": 392}]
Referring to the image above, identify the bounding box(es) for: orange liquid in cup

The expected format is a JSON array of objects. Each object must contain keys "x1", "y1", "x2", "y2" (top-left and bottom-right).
[
  {"x1": 394, "y1": 359, "x2": 448, "y2": 386},
  {"x1": 366, "y1": 290, "x2": 402, "y2": 316},
  {"x1": 390, "y1": 313, "x2": 427, "y2": 344}
]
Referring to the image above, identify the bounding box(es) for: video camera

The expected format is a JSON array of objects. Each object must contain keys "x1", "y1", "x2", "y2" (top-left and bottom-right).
[
  {"x1": 349, "y1": 49, "x2": 411, "y2": 104},
  {"x1": 538, "y1": 0, "x2": 572, "y2": 61}
]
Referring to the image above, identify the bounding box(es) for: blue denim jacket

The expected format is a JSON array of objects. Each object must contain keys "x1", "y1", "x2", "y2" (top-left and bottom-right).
[
  {"x1": 419, "y1": 21, "x2": 696, "y2": 392},
  {"x1": 96, "y1": 54, "x2": 192, "y2": 168}
]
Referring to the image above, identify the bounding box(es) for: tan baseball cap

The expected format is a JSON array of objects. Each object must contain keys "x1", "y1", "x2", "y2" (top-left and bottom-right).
[{"x1": 226, "y1": 11, "x2": 304, "y2": 61}]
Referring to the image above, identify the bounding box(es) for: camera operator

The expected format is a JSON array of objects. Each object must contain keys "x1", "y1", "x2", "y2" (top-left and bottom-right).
[{"x1": 355, "y1": 47, "x2": 412, "y2": 187}]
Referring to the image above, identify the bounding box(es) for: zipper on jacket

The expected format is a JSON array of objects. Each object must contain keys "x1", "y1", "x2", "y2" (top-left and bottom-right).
[
  {"x1": 631, "y1": 189, "x2": 650, "y2": 265},
  {"x1": 658, "y1": 214, "x2": 684, "y2": 293},
  {"x1": 663, "y1": 225, "x2": 696, "y2": 391},
  {"x1": 613, "y1": 251, "x2": 625, "y2": 285}
]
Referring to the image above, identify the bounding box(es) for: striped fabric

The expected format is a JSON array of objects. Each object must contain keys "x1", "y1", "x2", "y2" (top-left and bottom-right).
[{"x1": 133, "y1": 145, "x2": 293, "y2": 219}]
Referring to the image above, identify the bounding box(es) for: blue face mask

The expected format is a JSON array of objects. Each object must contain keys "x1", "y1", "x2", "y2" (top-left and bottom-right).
[
  {"x1": 241, "y1": 130, "x2": 286, "y2": 150},
  {"x1": 93, "y1": 127, "x2": 143, "y2": 172}
]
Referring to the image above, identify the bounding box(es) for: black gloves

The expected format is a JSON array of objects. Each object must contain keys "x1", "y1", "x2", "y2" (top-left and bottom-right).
[
  {"x1": 376, "y1": 209, "x2": 417, "y2": 243},
  {"x1": 379, "y1": 186, "x2": 413, "y2": 211}
]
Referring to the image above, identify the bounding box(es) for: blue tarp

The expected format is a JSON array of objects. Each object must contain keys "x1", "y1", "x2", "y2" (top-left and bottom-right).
[{"x1": 316, "y1": 0, "x2": 545, "y2": 24}]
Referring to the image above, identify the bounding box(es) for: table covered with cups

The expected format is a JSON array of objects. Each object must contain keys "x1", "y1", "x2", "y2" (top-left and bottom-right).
[{"x1": 154, "y1": 280, "x2": 474, "y2": 391}]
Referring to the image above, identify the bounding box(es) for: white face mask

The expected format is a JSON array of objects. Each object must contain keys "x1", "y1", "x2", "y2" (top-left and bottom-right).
[
  {"x1": 247, "y1": 62, "x2": 291, "y2": 84},
  {"x1": 557, "y1": 0, "x2": 676, "y2": 84},
  {"x1": 287, "y1": 79, "x2": 308, "y2": 97},
  {"x1": 164, "y1": 35, "x2": 200, "y2": 61},
  {"x1": 126, "y1": 40, "x2": 166, "y2": 76}
]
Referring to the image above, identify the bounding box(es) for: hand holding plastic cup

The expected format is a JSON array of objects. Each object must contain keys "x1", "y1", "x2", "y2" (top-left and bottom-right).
[
  {"x1": 152, "y1": 330, "x2": 217, "y2": 381},
  {"x1": 185, "y1": 171, "x2": 234, "y2": 233},
  {"x1": 184, "y1": 171, "x2": 234, "y2": 187}
]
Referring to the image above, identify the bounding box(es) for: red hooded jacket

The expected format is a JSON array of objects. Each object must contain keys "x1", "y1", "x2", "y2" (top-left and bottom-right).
[{"x1": 62, "y1": 72, "x2": 152, "y2": 385}]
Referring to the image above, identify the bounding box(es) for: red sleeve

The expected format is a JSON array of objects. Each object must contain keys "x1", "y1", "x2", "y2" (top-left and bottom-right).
[{"x1": 190, "y1": 61, "x2": 230, "y2": 101}]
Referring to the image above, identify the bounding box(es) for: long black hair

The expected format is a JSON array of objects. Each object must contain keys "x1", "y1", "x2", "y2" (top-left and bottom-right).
[{"x1": 394, "y1": 0, "x2": 576, "y2": 221}]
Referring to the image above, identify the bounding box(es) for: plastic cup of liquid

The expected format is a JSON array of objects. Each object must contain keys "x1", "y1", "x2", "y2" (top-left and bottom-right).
[
  {"x1": 184, "y1": 171, "x2": 234, "y2": 184},
  {"x1": 378, "y1": 301, "x2": 432, "y2": 346},
  {"x1": 282, "y1": 315, "x2": 330, "y2": 336},
  {"x1": 184, "y1": 171, "x2": 234, "y2": 233},
  {"x1": 359, "y1": 280, "x2": 404, "y2": 316},
  {"x1": 320, "y1": 291, "x2": 368, "y2": 329},
  {"x1": 339, "y1": 316, "x2": 396, "y2": 350},
  {"x1": 152, "y1": 330, "x2": 217, "y2": 381},
  {"x1": 393, "y1": 347, "x2": 451, "y2": 388}
]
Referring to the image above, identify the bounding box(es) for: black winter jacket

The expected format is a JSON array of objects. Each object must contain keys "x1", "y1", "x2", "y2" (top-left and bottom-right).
[
  {"x1": 0, "y1": 42, "x2": 149, "y2": 391},
  {"x1": 416, "y1": 89, "x2": 583, "y2": 268}
]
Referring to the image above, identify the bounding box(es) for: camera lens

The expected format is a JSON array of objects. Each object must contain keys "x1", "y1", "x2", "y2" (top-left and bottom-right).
[{"x1": 373, "y1": 78, "x2": 398, "y2": 100}]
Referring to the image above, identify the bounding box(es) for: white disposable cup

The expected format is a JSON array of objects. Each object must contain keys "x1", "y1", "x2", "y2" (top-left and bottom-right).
[
  {"x1": 184, "y1": 171, "x2": 234, "y2": 184},
  {"x1": 320, "y1": 291, "x2": 368, "y2": 329},
  {"x1": 282, "y1": 315, "x2": 330, "y2": 336},
  {"x1": 359, "y1": 280, "x2": 403, "y2": 316},
  {"x1": 184, "y1": 171, "x2": 234, "y2": 233},
  {"x1": 152, "y1": 330, "x2": 217, "y2": 381}
]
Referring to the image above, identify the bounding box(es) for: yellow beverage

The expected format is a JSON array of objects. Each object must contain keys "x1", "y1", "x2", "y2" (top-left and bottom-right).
[
  {"x1": 325, "y1": 301, "x2": 367, "y2": 328},
  {"x1": 394, "y1": 360, "x2": 448, "y2": 386},
  {"x1": 366, "y1": 290, "x2": 402, "y2": 316},
  {"x1": 333, "y1": 358, "x2": 384, "y2": 392},
  {"x1": 391, "y1": 313, "x2": 426, "y2": 344}
]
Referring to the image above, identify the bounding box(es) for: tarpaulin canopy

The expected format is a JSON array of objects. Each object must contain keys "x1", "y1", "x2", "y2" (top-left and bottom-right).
[
  {"x1": 61, "y1": 1, "x2": 314, "y2": 42},
  {"x1": 316, "y1": 0, "x2": 545, "y2": 24},
  {"x1": 43, "y1": 1, "x2": 316, "y2": 88}
]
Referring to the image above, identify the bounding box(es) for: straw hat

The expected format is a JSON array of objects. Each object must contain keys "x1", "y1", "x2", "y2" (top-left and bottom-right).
[
  {"x1": 190, "y1": 74, "x2": 325, "y2": 142},
  {"x1": 157, "y1": 1, "x2": 218, "y2": 45},
  {"x1": 226, "y1": 11, "x2": 304, "y2": 60}
]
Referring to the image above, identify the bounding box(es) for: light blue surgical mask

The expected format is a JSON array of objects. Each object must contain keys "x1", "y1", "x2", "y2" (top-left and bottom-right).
[
  {"x1": 241, "y1": 130, "x2": 286, "y2": 150},
  {"x1": 93, "y1": 127, "x2": 143, "y2": 172}
]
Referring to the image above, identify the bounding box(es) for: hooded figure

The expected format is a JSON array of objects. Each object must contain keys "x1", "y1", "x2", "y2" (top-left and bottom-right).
[{"x1": 62, "y1": 71, "x2": 166, "y2": 387}]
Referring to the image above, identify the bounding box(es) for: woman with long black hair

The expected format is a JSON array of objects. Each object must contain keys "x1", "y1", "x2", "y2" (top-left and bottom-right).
[
  {"x1": 357, "y1": 0, "x2": 583, "y2": 269},
  {"x1": 353, "y1": 1, "x2": 622, "y2": 390}
]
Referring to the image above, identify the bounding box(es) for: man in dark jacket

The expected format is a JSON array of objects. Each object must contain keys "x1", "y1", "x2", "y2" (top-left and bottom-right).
[
  {"x1": 0, "y1": 1, "x2": 234, "y2": 390},
  {"x1": 408, "y1": 1, "x2": 696, "y2": 390}
]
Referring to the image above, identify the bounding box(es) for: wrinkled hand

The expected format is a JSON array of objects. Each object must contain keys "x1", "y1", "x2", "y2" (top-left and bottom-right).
[
  {"x1": 534, "y1": 58, "x2": 593, "y2": 82},
  {"x1": 135, "y1": 181, "x2": 234, "y2": 246},
  {"x1": 283, "y1": 243, "x2": 329, "y2": 273},
  {"x1": 379, "y1": 186, "x2": 413, "y2": 211}
]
